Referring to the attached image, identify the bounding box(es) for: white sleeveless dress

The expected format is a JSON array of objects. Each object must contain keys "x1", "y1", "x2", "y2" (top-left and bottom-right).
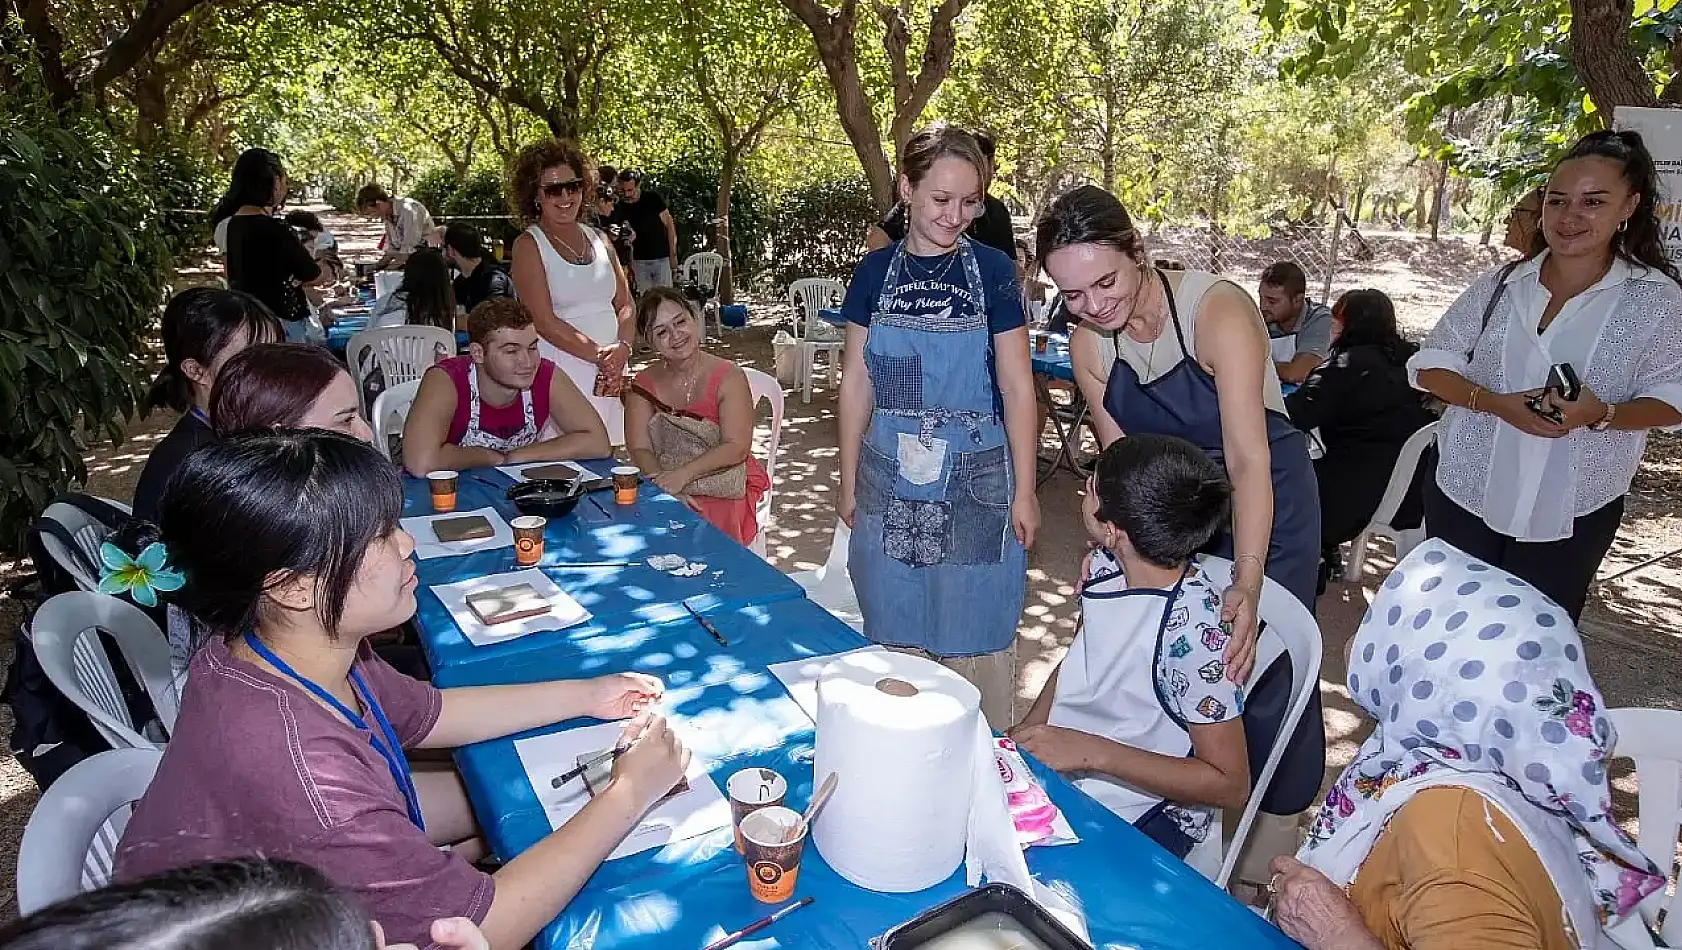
[{"x1": 524, "y1": 223, "x2": 624, "y2": 444}]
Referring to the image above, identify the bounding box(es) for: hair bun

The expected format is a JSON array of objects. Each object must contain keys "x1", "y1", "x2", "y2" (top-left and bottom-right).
[{"x1": 111, "y1": 519, "x2": 163, "y2": 559}]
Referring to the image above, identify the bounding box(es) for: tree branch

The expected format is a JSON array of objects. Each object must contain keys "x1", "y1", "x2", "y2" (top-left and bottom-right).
[
  {"x1": 10, "y1": 0, "x2": 77, "y2": 106},
  {"x1": 885, "y1": 0, "x2": 971, "y2": 157},
  {"x1": 89, "y1": 0, "x2": 211, "y2": 90}
]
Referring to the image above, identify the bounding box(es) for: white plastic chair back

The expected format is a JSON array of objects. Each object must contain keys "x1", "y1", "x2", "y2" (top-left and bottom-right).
[
  {"x1": 37, "y1": 498, "x2": 132, "y2": 593},
  {"x1": 1346, "y1": 421, "x2": 1437, "y2": 579},
  {"x1": 789, "y1": 521, "x2": 862, "y2": 631},
  {"x1": 372, "y1": 379, "x2": 422, "y2": 463},
  {"x1": 787, "y1": 278, "x2": 846, "y2": 341},
  {"x1": 1609, "y1": 707, "x2": 1682, "y2": 943},
  {"x1": 30, "y1": 593, "x2": 179, "y2": 751},
  {"x1": 1191, "y1": 555, "x2": 1323, "y2": 888},
  {"x1": 345, "y1": 325, "x2": 456, "y2": 415},
  {"x1": 743, "y1": 367, "x2": 785, "y2": 558},
  {"x1": 681, "y1": 252, "x2": 725, "y2": 292},
  {"x1": 16, "y1": 748, "x2": 162, "y2": 914}
]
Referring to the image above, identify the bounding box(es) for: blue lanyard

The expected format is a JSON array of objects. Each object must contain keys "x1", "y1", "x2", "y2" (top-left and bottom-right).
[
  {"x1": 242, "y1": 632, "x2": 426, "y2": 831},
  {"x1": 188, "y1": 406, "x2": 210, "y2": 425}
]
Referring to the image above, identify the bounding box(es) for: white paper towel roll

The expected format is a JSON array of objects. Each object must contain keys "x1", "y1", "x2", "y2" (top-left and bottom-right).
[{"x1": 812, "y1": 650, "x2": 1030, "y2": 893}]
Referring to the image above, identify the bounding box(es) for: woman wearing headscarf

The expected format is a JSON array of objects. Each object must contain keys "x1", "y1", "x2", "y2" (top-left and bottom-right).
[{"x1": 1269, "y1": 539, "x2": 1663, "y2": 950}]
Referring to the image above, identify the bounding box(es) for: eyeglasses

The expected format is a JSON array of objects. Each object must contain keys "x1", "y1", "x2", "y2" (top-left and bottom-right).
[{"x1": 541, "y1": 180, "x2": 584, "y2": 198}]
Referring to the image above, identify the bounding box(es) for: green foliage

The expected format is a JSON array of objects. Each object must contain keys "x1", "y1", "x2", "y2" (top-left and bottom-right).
[
  {"x1": 410, "y1": 167, "x2": 464, "y2": 216},
  {"x1": 765, "y1": 175, "x2": 876, "y2": 287},
  {"x1": 140, "y1": 144, "x2": 220, "y2": 257},
  {"x1": 646, "y1": 157, "x2": 772, "y2": 283},
  {"x1": 323, "y1": 174, "x2": 362, "y2": 212},
  {"x1": 438, "y1": 169, "x2": 519, "y2": 245},
  {"x1": 0, "y1": 101, "x2": 171, "y2": 551}
]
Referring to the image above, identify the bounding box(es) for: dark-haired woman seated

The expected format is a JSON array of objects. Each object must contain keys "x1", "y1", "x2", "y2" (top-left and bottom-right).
[
  {"x1": 210, "y1": 342, "x2": 371, "y2": 440},
  {"x1": 112, "y1": 431, "x2": 689, "y2": 949},
  {"x1": 1285, "y1": 289, "x2": 1436, "y2": 587},
  {"x1": 132, "y1": 288, "x2": 284, "y2": 523}
]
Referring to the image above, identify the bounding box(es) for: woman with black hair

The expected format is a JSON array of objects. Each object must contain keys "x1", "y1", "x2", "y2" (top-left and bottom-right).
[
  {"x1": 131, "y1": 288, "x2": 284, "y2": 522},
  {"x1": 1286, "y1": 289, "x2": 1436, "y2": 587},
  {"x1": 370, "y1": 247, "x2": 457, "y2": 331},
  {"x1": 1411, "y1": 129, "x2": 1682, "y2": 620},
  {"x1": 213, "y1": 148, "x2": 332, "y2": 341},
  {"x1": 112, "y1": 431, "x2": 687, "y2": 950},
  {"x1": 0, "y1": 858, "x2": 488, "y2": 950}
]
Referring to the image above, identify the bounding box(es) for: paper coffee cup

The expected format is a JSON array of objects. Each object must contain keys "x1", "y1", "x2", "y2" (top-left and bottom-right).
[
  {"x1": 611, "y1": 465, "x2": 639, "y2": 506},
  {"x1": 511, "y1": 515, "x2": 546, "y2": 566},
  {"x1": 740, "y1": 805, "x2": 806, "y2": 903},
  {"x1": 427, "y1": 470, "x2": 458, "y2": 513},
  {"x1": 727, "y1": 768, "x2": 787, "y2": 854}
]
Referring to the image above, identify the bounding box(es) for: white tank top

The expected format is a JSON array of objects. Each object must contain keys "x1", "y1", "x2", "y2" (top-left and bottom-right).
[
  {"x1": 1097, "y1": 270, "x2": 1288, "y2": 415},
  {"x1": 524, "y1": 224, "x2": 619, "y2": 345}
]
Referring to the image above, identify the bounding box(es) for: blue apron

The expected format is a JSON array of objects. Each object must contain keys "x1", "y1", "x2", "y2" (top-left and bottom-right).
[
  {"x1": 1103, "y1": 269, "x2": 1325, "y2": 815},
  {"x1": 849, "y1": 238, "x2": 1026, "y2": 656}
]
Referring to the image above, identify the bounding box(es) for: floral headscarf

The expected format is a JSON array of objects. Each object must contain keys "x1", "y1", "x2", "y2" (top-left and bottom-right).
[{"x1": 1300, "y1": 539, "x2": 1662, "y2": 930}]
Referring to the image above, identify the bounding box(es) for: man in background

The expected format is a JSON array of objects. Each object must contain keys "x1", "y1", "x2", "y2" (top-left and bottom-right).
[
  {"x1": 356, "y1": 184, "x2": 439, "y2": 271},
  {"x1": 609, "y1": 169, "x2": 678, "y2": 291},
  {"x1": 1257, "y1": 261, "x2": 1333, "y2": 385}
]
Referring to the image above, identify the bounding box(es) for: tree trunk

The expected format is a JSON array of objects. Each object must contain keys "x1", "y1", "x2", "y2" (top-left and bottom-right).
[
  {"x1": 1100, "y1": 95, "x2": 1117, "y2": 193},
  {"x1": 10, "y1": 0, "x2": 76, "y2": 107},
  {"x1": 1412, "y1": 176, "x2": 1429, "y2": 231},
  {"x1": 132, "y1": 65, "x2": 170, "y2": 147},
  {"x1": 1429, "y1": 161, "x2": 1449, "y2": 241},
  {"x1": 716, "y1": 147, "x2": 738, "y2": 304},
  {"x1": 1570, "y1": 0, "x2": 1664, "y2": 116},
  {"x1": 1351, "y1": 184, "x2": 1366, "y2": 225}
]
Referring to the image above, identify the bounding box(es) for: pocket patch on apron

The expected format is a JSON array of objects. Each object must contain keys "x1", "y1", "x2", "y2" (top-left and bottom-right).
[
  {"x1": 883, "y1": 498, "x2": 952, "y2": 567},
  {"x1": 896, "y1": 432, "x2": 948, "y2": 486}
]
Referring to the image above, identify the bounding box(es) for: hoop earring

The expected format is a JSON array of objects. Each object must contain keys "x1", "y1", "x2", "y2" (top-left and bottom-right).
[{"x1": 1619, "y1": 218, "x2": 1629, "y2": 233}]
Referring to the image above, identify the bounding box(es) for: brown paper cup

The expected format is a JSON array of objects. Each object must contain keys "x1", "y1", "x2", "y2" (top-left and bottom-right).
[
  {"x1": 427, "y1": 471, "x2": 458, "y2": 513},
  {"x1": 611, "y1": 466, "x2": 640, "y2": 506},
  {"x1": 511, "y1": 515, "x2": 546, "y2": 566},
  {"x1": 740, "y1": 805, "x2": 805, "y2": 903},
  {"x1": 727, "y1": 768, "x2": 787, "y2": 854}
]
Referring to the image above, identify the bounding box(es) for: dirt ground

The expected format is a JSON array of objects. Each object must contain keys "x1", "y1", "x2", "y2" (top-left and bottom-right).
[{"x1": 0, "y1": 214, "x2": 1677, "y2": 916}]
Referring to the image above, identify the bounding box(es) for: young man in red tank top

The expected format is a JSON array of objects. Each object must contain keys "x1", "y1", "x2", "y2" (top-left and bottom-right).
[{"x1": 402, "y1": 299, "x2": 610, "y2": 476}]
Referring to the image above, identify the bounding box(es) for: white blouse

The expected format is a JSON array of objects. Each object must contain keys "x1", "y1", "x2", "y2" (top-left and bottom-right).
[{"x1": 1408, "y1": 253, "x2": 1682, "y2": 541}]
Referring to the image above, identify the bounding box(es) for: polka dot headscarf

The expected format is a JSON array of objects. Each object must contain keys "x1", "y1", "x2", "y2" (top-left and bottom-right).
[{"x1": 1301, "y1": 539, "x2": 1662, "y2": 926}]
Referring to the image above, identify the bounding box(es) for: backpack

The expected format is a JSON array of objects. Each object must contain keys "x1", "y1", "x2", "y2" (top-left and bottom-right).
[{"x1": 3, "y1": 494, "x2": 159, "y2": 788}]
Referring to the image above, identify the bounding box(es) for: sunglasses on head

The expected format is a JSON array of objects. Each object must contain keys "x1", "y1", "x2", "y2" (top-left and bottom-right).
[{"x1": 541, "y1": 180, "x2": 584, "y2": 198}]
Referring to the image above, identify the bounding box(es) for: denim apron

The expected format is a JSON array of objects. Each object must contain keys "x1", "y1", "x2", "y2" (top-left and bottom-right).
[
  {"x1": 849, "y1": 238, "x2": 1026, "y2": 656},
  {"x1": 1103, "y1": 269, "x2": 1326, "y2": 814}
]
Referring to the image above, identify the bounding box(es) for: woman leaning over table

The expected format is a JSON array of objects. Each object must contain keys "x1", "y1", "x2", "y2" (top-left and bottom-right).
[
  {"x1": 837, "y1": 124, "x2": 1038, "y2": 730},
  {"x1": 110, "y1": 430, "x2": 688, "y2": 950},
  {"x1": 1411, "y1": 129, "x2": 1682, "y2": 622},
  {"x1": 1036, "y1": 184, "x2": 1324, "y2": 817},
  {"x1": 508, "y1": 138, "x2": 636, "y2": 445}
]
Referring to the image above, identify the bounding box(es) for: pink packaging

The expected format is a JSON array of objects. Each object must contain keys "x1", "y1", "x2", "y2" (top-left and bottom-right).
[{"x1": 994, "y1": 737, "x2": 1079, "y2": 848}]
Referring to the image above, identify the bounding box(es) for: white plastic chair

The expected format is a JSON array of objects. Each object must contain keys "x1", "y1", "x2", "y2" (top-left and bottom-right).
[
  {"x1": 1190, "y1": 555, "x2": 1323, "y2": 888},
  {"x1": 682, "y1": 252, "x2": 727, "y2": 337},
  {"x1": 36, "y1": 497, "x2": 132, "y2": 592},
  {"x1": 743, "y1": 367, "x2": 785, "y2": 559},
  {"x1": 372, "y1": 379, "x2": 422, "y2": 463},
  {"x1": 1345, "y1": 421, "x2": 1438, "y2": 580},
  {"x1": 30, "y1": 593, "x2": 179, "y2": 751},
  {"x1": 346, "y1": 325, "x2": 456, "y2": 416},
  {"x1": 788, "y1": 520, "x2": 862, "y2": 630},
  {"x1": 16, "y1": 748, "x2": 162, "y2": 914},
  {"x1": 1609, "y1": 707, "x2": 1682, "y2": 943},
  {"x1": 787, "y1": 278, "x2": 845, "y2": 404}
]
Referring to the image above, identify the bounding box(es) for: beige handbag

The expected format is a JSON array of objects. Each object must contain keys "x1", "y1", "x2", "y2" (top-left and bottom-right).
[{"x1": 633, "y1": 383, "x2": 747, "y2": 499}]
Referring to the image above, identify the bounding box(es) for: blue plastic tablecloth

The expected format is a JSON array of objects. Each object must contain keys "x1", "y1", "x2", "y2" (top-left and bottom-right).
[
  {"x1": 1031, "y1": 335, "x2": 1074, "y2": 382},
  {"x1": 817, "y1": 307, "x2": 846, "y2": 327},
  {"x1": 449, "y1": 596, "x2": 1299, "y2": 950},
  {"x1": 325, "y1": 319, "x2": 469, "y2": 357},
  {"x1": 402, "y1": 465, "x2": 804, "y2": 688}
]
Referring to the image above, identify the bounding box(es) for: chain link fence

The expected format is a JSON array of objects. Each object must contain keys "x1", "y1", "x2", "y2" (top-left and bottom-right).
[{"x1": 1141, "y1": 212, "x2": 1370, "y2": 304}]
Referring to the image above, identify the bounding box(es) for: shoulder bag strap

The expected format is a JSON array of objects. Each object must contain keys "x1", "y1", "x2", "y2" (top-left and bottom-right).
[{"x1": 1479, "y1": 260, "x2": 1523, "y2": 335}]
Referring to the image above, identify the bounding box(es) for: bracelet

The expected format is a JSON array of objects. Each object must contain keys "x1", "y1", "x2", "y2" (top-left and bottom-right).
[
  {"x1": 1467, "y1": 386, "x2": 1481, "y2": 412},
  {"x1": 1590, "y1": 402, "x2": 1618, "y2": 431}
]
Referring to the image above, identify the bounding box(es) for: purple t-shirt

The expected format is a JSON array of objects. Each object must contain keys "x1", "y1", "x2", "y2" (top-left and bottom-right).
[{"x1": 115, "y1": 637, "x2": 493, "y2": 948}]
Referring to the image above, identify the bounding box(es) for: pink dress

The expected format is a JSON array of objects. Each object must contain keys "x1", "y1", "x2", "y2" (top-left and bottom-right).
[{"x1": 634, "y1": 361, "x2": 769, "y2": 546}]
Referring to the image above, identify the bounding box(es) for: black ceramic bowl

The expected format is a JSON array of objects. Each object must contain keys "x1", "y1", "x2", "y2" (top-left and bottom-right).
[{"x1": 507, "y1": 479, "x2": 586, "y2": 518}]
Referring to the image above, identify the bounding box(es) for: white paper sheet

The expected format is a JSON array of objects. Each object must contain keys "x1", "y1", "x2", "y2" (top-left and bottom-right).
[
  {"x1": 765, "y1": 646, "x2": 890, "y2": 722},
  {"x1": 429, "y1": 568, "x2": 590, "y2": 646},
  {"x1": 513, "y1": 721, "x2": 730, "y2": 859},
  {"x1": 400, "y1": 507, "x2": 514, "y2": 560},
  {"x1": 497, "y1": 460, "x2": 601, "y2": 483}
]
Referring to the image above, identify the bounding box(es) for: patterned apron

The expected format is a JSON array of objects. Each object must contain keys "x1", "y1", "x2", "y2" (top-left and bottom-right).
[
  {"x1": 849, "y1": 237, "x2": 1026, "y2": 657},
  {"x1": 458, "y1": 365, "x2": 538, "y2": 454}
]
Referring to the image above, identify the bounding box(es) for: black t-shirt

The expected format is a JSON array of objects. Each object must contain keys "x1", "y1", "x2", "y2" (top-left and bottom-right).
[
  {"x1": 225, "y1": 214, "x2": 319, "y2": 325},
  {"x1": 133, "y1": 411, "x2": 217, "y2": 523},
  {"x1": 453, "y1": 262, "x2": 515, "y2": 315},
  {"x1": 877, "y1": 196, "x2": 1014, "y2": 254},
  {"x1": 610, "y1": 191, "x2": 670, "y2": 261}
]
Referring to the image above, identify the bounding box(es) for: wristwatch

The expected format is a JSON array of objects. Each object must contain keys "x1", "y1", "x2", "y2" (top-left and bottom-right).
[{"x1": 1590, "y1": 402, "x2": 1618, "y2": 431}]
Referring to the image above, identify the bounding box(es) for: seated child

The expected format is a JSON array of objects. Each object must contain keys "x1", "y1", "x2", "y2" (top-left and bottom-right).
[
  {"x1": 402, "y1": 298, "x2": 611, "y2": 475},
  {"x1": 1012, "y1": 433, "x2": 1249, "y2": 859}
]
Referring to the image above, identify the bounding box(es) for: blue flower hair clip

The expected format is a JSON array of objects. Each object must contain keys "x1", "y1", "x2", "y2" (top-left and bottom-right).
[{"x1": 97, "y1": 541, "x2": 185, "y2": 608}]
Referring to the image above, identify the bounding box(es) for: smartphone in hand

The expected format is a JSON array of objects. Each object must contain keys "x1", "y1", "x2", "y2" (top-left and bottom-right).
[{"x1": 1526, "y1": 362, "x2": 1580, "y2": 424}]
